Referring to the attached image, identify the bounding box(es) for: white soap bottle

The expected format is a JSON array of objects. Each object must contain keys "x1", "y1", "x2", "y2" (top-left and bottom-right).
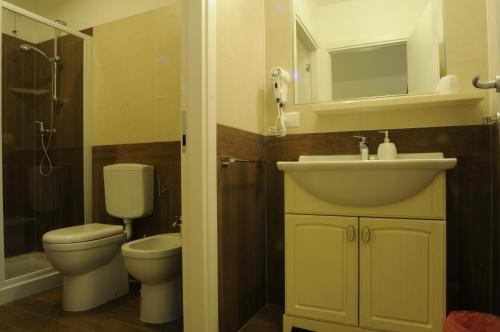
[{"x1": 377, "y1": 130, "x2": 398, "y2": 160}]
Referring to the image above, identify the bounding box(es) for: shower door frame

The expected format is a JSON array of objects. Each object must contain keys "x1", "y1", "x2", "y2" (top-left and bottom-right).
[{"x1": 0, "y1": 1, "x2": 92, "y2": 304}]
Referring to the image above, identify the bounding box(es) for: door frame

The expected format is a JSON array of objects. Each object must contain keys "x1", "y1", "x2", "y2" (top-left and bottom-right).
[
  {"x1": 181, "y1": 0, "x2": 219, "y2": 331},
  {"x1": 487, "y1": 0, "x2": 499, "y2": 113}
]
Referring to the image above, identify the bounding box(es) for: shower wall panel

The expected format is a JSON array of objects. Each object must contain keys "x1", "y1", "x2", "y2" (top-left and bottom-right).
[{"x1": 31, "y1": 33, "x2": 86, "y2": 245}]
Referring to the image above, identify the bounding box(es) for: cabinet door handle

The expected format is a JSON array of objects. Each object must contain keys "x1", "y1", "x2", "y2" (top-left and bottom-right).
[
  {"x1": 347, "y1": 225, "x2": 355, "y2": 242},
  {"x1": 362, "y1": 226, "x2": 371, "y2": 243}
]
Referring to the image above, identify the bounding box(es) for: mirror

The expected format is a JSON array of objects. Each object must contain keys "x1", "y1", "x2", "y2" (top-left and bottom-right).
[{"x1": 293, "y1": 0, "x2": 445, "y2": 104}]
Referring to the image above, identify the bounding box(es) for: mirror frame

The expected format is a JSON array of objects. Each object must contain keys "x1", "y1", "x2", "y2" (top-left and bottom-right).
[{"x1": 291, "y1": 0, "x2": 448, "y2": 107}]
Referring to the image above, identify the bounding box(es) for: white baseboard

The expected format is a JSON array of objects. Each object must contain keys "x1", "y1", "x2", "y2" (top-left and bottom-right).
[{"x1": 0, "y1": 271, "x2": 62, "y2": 305}]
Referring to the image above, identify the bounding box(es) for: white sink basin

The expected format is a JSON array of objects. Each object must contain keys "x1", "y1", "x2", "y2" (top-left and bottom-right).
[{"x1": 277, "y1": 153, "x2": 457, "y2": 206}]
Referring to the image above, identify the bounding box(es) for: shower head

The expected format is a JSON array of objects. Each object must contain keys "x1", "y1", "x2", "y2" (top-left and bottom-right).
[{"x1": 19, "y1": 44, "x2": 58, "y2": 63}]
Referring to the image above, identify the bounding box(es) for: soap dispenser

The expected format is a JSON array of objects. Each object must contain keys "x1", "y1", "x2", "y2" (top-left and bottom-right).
[{"x1": 377, "y1": 130, "x2": 398, "y2": 160}]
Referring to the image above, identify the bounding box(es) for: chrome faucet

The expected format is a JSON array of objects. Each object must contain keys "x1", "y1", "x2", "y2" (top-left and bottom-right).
[
  {"x1": 34, "y1": 121, "x2": 56, "y2": 135},
  {"x1": 354, "y1": 136, "x2": 369, "y2": 160},
  {"x1": 173, "y1": 216, "x2": 182, "y2": 229}
]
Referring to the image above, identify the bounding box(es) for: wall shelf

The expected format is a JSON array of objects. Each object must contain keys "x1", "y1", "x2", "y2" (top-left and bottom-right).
[
  {"x1": 9, "y1": 87, "x2": 50, "y2": 96},
  {"x1": 297, "y1": 92, "x2": 487, "y2": 116}
]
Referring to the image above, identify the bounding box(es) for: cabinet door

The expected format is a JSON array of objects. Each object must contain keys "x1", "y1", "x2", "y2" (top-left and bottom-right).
[
  {"x1": 285, "y1": 214, "x2": 358, "y2": 326},
  {"x1": 359, "y1": 218, "x2": 445, "y2": 332}
]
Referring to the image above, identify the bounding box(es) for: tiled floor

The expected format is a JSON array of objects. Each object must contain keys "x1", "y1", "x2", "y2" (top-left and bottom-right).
[
  {"x1": 0, "y1": 287, "x2": 183, "y2": 332},
  {"x1": 239, "y1": 305, "x2": 312, "y2": 332},
  {"x1": 240, "y1": 305, "x2": 283, "y2": 332}
]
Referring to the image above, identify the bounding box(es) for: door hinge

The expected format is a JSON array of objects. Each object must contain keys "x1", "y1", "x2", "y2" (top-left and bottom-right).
[{"x1": 182, "y1": 110, "x2": 187, "y2": 152}]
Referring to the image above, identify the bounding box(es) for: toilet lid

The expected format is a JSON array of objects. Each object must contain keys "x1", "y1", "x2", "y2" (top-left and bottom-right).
[{"x1": 43, "y1": 223, "x2": 124, "y2": 244}]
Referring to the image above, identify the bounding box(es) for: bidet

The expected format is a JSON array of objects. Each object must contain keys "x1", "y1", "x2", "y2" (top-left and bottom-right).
[{"x1": 122, "y1": 233, "x2": 182, "y2": 323}]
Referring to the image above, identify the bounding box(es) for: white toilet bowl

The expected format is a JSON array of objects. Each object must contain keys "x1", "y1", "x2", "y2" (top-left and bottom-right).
[
  {"x1": 121, "y1": 233, "x2": 182, "y2": 324},
  {"x1": 43, "y1": 223, "x2": 129, "y2": 311}
]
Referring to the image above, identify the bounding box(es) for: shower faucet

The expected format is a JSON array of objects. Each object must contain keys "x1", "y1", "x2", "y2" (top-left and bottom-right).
[{"x1": 34, "y1": 121, "x2": 56, "y2": 134}]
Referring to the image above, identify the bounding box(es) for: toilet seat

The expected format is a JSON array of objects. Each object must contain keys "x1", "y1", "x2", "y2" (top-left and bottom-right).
[
  {"x1": 44, "y1": 233, "x2": 125, "y2": 252},
  {"x1": 43, "y1": 223, "x2": 123, "y2": 244},
  {"x1": 43, "y1": 223, "x2": 125, "y2": 251}
]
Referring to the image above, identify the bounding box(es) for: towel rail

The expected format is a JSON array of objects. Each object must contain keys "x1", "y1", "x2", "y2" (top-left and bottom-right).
[{"x1": 220, "y1": 156, "x2": 268, "y2": 167}]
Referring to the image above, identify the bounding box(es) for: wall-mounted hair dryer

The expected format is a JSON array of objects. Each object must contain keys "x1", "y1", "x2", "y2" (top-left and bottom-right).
[
  {"x1": 269, "y1": 67, "x2": 291, "y2": 137},
  {"x1": 270, "y1": 67, "x2": 291, "y2": 106}
]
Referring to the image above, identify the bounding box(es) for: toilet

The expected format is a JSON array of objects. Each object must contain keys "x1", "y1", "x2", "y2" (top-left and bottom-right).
[
  {"x1": 43, "y1": 223, "x2": 129, "y2": 311},
  {"x1": 122, "y1": 233, "x2": 182, "y2": 324},
  {"x1": 43, "y1": 163, "x2": 154, "y2": 311}
]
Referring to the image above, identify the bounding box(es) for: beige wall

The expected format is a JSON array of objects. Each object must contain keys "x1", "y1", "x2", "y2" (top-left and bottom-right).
[
  {"x1": 4, "y1": 0, "x2": 176, "y2": 31},
  {"x1": 265, "y1": 0, "x2": 491, "y2": 135},
  {"x1": 216, "y1": 0, "x2": 267, "y2": 135},
  {"x1": 92, "y1": 5, "x2": 181, "y2": 145}
]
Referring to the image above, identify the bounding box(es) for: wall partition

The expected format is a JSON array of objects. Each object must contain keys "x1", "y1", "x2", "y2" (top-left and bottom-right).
[{"x1": 0, "y1": 1, "x2": 91, "y2": 304}]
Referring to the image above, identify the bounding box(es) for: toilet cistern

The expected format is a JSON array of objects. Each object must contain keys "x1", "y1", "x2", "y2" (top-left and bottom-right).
[{"x1": 103, "y1": 164, "x2": 154, "y2": 240}]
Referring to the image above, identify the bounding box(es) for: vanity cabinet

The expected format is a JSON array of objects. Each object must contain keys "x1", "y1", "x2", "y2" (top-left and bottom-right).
[{"x1": 283, "y1": 174, "x2": 446, "y2": 332}]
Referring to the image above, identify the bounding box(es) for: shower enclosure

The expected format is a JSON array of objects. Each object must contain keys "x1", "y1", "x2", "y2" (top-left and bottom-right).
[{"x1": 0, "y1": 1, "x2": 91, "y2": 303}]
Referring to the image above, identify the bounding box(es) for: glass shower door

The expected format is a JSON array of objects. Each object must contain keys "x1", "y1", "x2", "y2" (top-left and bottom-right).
[{"x1": 1, "y1": 8, "x2": 85, "y2": 280}]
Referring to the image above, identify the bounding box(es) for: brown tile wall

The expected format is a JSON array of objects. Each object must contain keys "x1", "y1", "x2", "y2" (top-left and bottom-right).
[
  {"x1": 92, "y1": 141, "x2": 181, "y2": 239},
  {"x1": 265, "y1": 125, "x2": 498, "y2": 315},
  {"x1": 217, "y1": 125, "x2": 267, "y2": 332},
  {"x1": 493, "y1": 123, "x2": 500, "y2": 314}
]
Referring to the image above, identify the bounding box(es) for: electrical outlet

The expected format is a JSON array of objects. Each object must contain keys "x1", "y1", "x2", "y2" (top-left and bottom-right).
[{"x1": 285, "y1": 112, "x2": 300, "y2": 128}]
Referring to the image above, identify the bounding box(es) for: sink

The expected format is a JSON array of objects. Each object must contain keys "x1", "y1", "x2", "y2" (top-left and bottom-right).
[{"x1": 277, "y1": 153, "x2": 457, "y2": 206}]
